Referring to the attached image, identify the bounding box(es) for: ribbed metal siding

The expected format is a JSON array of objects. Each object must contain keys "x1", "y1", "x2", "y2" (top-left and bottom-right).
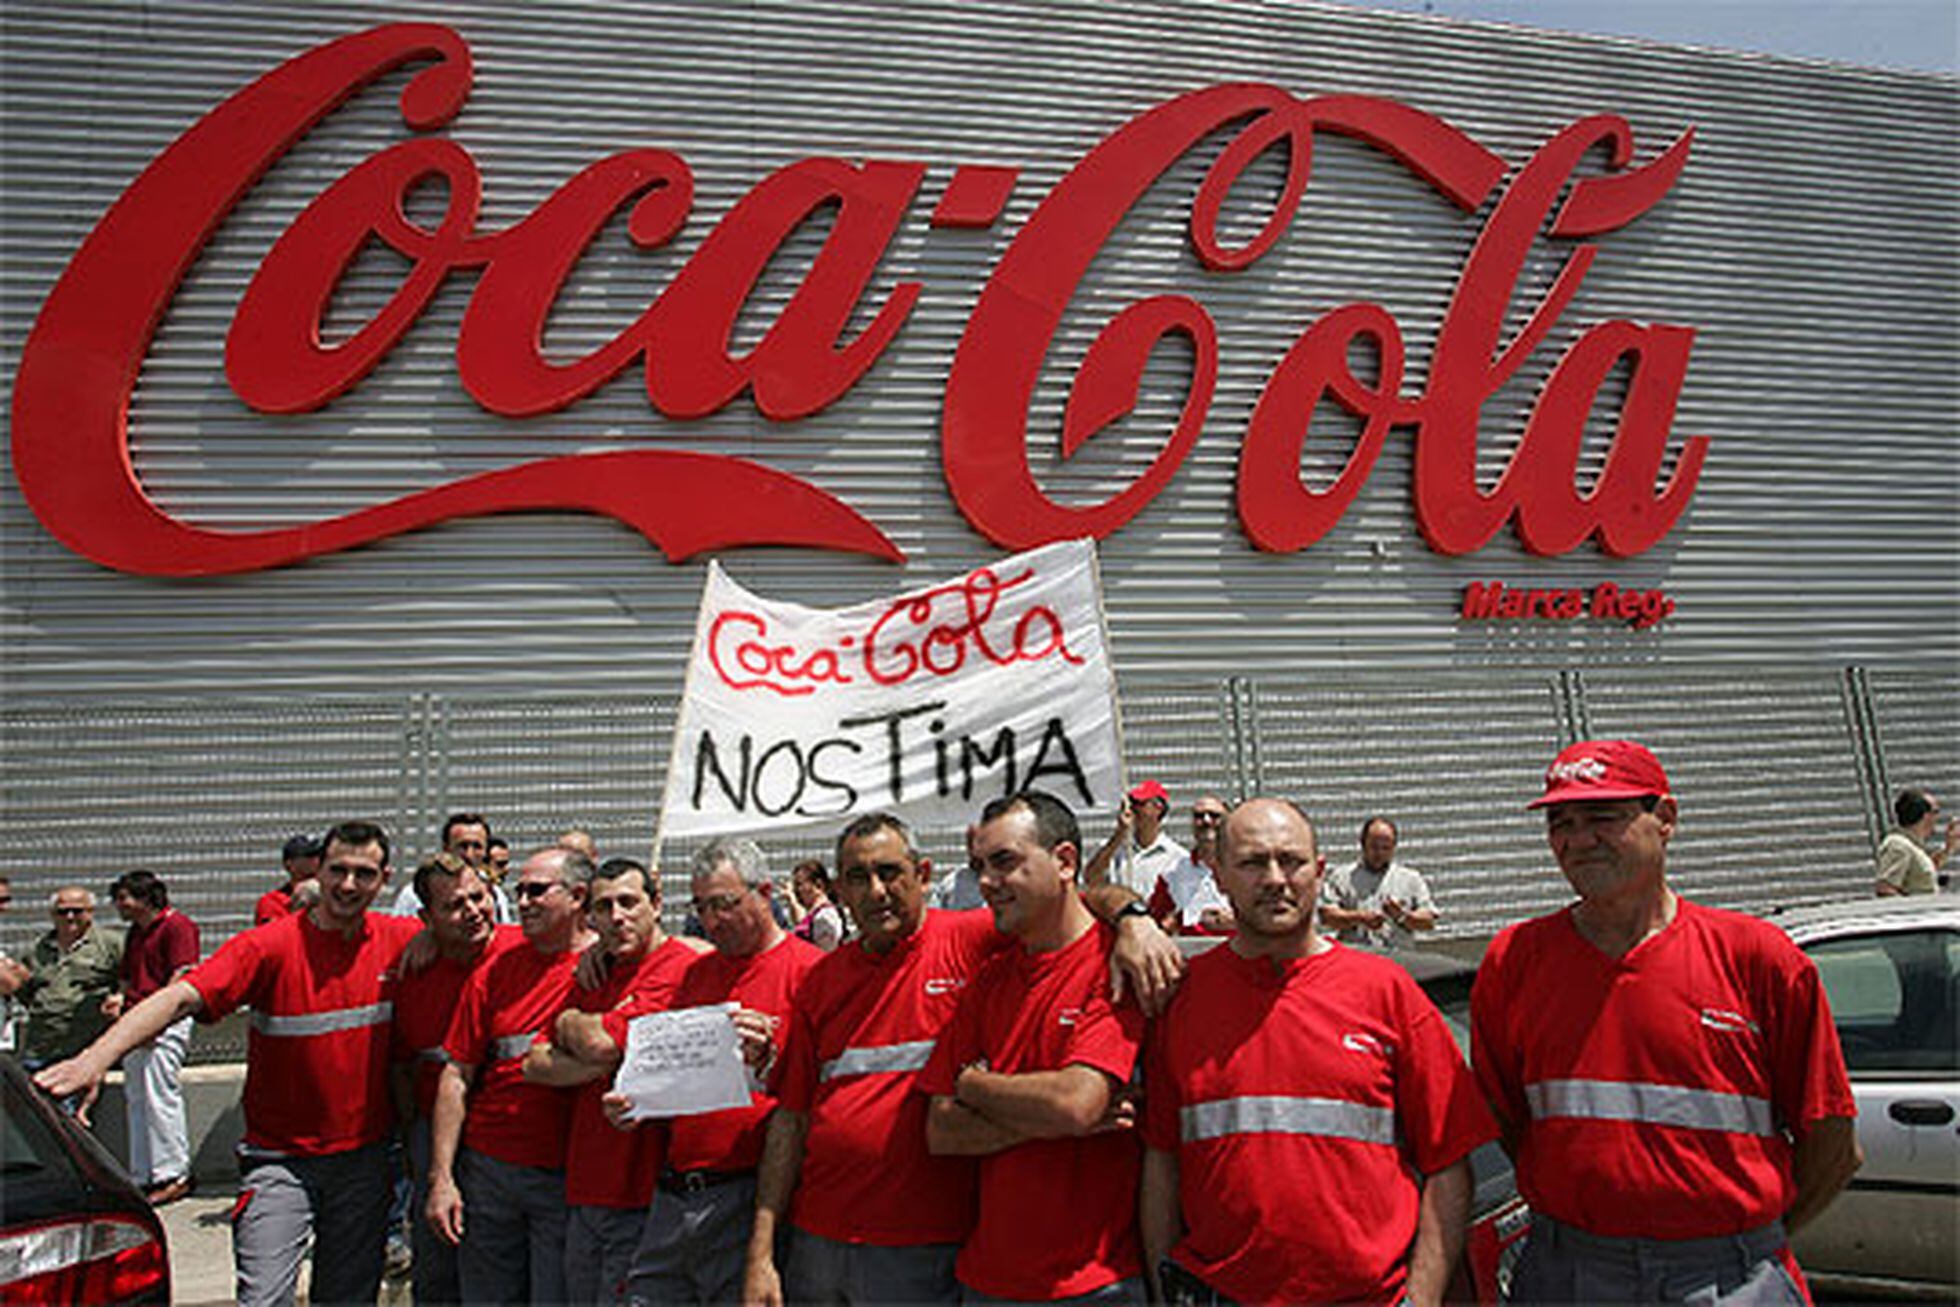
[{"x1": 2, "y1": 0, "x2": 1953, "y2": 702}]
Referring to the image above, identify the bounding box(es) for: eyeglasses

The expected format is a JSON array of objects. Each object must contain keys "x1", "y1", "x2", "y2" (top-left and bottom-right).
[
  {"x1": 513, "y1": 880, "x2": 563, "y2": 901},
  {"x1": 53, "y1": 906, "x2": 90, "y2": 917},
  {"x1": 1192, "y1": 811, "x2": 1226, "y2": 825},
  {"x1": 690, "y1": 892, "x2": 751, "y2": 916}
]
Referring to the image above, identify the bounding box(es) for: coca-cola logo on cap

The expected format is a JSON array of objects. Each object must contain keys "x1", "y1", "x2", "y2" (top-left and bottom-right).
[{"x1": 9, "y1": 23, "x2": 1704, "y2": 577}]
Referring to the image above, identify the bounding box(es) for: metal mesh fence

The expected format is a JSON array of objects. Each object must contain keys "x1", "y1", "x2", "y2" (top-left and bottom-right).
[{"x1": 1, "y1": 663, "x2": 1951, "y2": 1062}]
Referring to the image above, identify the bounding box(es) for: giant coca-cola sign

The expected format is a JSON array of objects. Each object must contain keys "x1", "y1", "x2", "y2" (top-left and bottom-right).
[{"x1": 9, "y1": 22, "x2": 1704, "y2": 577}]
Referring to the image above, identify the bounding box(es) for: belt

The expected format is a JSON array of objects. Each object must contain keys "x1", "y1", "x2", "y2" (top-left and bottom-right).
[{"x1": 658, "y1": 1167, "x2": 754, "y2": 1195}]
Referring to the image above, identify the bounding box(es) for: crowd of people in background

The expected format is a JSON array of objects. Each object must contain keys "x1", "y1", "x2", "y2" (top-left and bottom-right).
[{"x1": 4, "y1": 757, "x2": 1949, "y2": 1304}]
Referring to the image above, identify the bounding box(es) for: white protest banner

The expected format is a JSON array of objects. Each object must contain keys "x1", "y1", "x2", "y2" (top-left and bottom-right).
[{"x1": 659, "y1": 539, "x2": 1121, "y2": 840}]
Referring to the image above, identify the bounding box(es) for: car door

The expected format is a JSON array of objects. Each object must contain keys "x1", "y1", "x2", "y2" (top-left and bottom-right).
[{"x1": 1793, "y1": 923, "x2": 1960, "y2": 1290}]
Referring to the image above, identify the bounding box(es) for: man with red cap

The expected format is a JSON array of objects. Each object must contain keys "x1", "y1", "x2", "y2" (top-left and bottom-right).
[
  {"x1": 1085, "y1": 779, "x2": 1188, "y2": 898},
  {"x1": 1472, "y1": 739, "x2": 1861, "y2": 1304}
]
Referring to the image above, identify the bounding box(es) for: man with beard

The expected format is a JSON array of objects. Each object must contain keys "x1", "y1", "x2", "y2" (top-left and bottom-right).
[{"x1": 1141, "y1": 798, "x2": 1491, "y2": 1306}]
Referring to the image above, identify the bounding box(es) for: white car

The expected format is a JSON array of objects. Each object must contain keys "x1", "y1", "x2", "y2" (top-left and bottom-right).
[{"x1": 1776, "y1": 896, "x2": 1959, "y2": 1300}]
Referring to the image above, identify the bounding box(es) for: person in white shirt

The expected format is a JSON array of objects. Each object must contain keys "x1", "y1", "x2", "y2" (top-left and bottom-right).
[
  {"x1": 1320, "y1": 816, "x2": 1438, "y2": 949},
  {"x1": 1084, "y1": 780, "x2": 1189, "y2": 897}
]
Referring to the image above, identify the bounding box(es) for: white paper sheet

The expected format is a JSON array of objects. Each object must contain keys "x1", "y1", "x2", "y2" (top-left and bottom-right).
[{"x1": 612, "y1": 1001, "x2": 753, "y2": 1122}]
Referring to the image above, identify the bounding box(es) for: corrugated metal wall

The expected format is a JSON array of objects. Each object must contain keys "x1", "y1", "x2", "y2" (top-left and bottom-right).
[{"x1": 1, "y1": 2, "x2": 1954, "y2": 950}]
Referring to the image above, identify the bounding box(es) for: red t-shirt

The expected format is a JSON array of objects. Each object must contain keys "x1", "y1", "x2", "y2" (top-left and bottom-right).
[
  {"x1": 560, "y1": 936, "x2": 698, "y2": 1208},
  {"x1": 1145, "y1": 943, "x2": 1495, "y2": 1306},
  {"x1": 917, "y1": 922, "x2": 1145, "y2": 1301},
  {"x1": 777, "y1": 908, "x2": 1006, "y2": 1246},
  {"x1": 391, "y1": 925, "x2": 520, "y2": 1118},
  {"x1": 1471, "y1": 899, "x2": 1856, "y2": 1238},
  {"x1": 601, "y1": 934, "x2": 821, "y2": 1174},
  {"x1": 254, "y1": 887, "x2": 299, "y2": 928},
  {"x1": 123, "y1": 908, "x2": 200, "y2": 1001},
  {"x1": 444, "y1": 938, "x2": 582, "y2": 1170},
  {"x1": 187, "y1": 910, "x2": 416, "y2": 1155}
]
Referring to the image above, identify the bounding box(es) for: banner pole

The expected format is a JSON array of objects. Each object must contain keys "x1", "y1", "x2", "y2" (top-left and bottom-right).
[
  {"x1": 653, "y1": 560, "x2": 721, "y2": 891},
  {"x1": 1086, "y1": 537, "x2": 1130, "y2": 808}
]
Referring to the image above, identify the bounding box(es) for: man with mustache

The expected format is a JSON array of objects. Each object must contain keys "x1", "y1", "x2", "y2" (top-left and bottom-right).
[
  {"x1": 1141, "y1": 798, "x2": 1491, "y2": 1306},
  {"x1": 1473, "y1": 740, "x2": 1861, "y2": 1305}
]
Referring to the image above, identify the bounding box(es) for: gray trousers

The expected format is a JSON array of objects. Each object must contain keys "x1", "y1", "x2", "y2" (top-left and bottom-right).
[
  {"x1": 232, "y1": 1140, "x2": 392, "y2": 1307},
  {"x1": 785, "y1": 1228, "x2": 961, "y2": 1305},
  {"x1": 623, "y1": 1175, "x2": 757, "y2": 1306},
  {"x1": 1511, "y1": 1216, "x2": 1808, "y2": 1305},
  {"x1": 456, "y1": 1147, "x2": 570, "y2": 1305},
  {"x1": 963, "y1": 1277, "x2": 1144, "y2": 1306},
  {"x1": 566, "y1": 1204, "x2": 647, "y2": 1305},
  {"x1": 407, "y1": 1118, "x2": 461, "y2": 1305}
]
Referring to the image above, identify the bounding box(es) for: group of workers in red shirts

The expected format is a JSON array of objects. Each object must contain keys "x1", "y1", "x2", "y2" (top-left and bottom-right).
[{"x1": 34, "y1": 737, "x2": 1857, "y2": 1307}]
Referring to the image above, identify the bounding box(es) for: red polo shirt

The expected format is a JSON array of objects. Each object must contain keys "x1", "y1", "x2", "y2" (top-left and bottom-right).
[
  {"x1": 444, "y1": 937, "x2": 582, "y2": 1170},
  {"x1": 560, "y1": 936, "x2": 699, "y2": 1208},
  {"x1": 123, "y1": 908, "x2": 200, "y2": 1002},
  {"x1": 391, "y1": 925, "x2": 520, "y2": 1118},
  {"x1": 603, "y1": 933, "x2": 821, "y2": 1174},
  {"x1": 187, "y1": 910, "x2": 415, "y2": 1155},
  {"x1": 778, "y1": 908, "x2": 1006, "y2": 1246},
  {"x1": 917, "y1": 922, "x2": 1144, "y2": 1301},
  {"x1": 1472, "y1": 900, "x2": 1854, "y2": 1239},
  {"x1": 1145, "y1": 943, "x2": 1495, "y2": 1306}
]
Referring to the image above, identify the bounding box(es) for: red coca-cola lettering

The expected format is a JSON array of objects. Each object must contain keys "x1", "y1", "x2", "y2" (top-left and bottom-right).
[
  {"x1": 862, "y1": 567, "x2": 1083, "y2": 687},
  {"x1": 708, "y1": 610, "x2": 856, "y2": 698},
  {"x1": 9, "y1": 23, "x2": 1705, "y2": 577}
]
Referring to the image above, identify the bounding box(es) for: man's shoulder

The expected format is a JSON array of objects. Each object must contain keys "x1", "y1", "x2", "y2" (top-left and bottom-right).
[
  {"x1": 1482, "y1": 909, "x2": 1574, "y2": 971},
  {"x1": 1388, "y1": 860, "x2": 1431, "y2": 886},
  {"x1": 1677, "y1": 899, "x2": 1808, "y2": 964}
]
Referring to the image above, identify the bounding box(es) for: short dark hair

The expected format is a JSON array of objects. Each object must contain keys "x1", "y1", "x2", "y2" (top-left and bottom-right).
[
  {"x1": 1896, "y1": 789, "x2": 1935, "y2": 827},
  {"x1": 791, "y1": 859, "x2": 832, "y2": 893},
  {"x1": 413, "y1": 851, "x2": 475, "y2": 907},
  {"x1": 487, "y1": 837, "x2": 510, "y2": 855},
  {"x1": 1359, "y1": 815, "x2": 1397, "y2": 844},
  {"x1": 834, "y1": 812, "x2": 920, "y2": 869},
  {"x1": 441, "y1": 813, "x2": 491, "y2": 847},
  {"x1": 109, "y1": 869, "x2": 169, "y2": 910},
  {"x1": 323, "y1": 820, "x2": 391, "y2": 868},
  {"x1": 979, "y1": 790, "x2": 1081, "y2": 854},
  {"x1": 594, "y1": 857, "x2": 656, "y2": 900}
]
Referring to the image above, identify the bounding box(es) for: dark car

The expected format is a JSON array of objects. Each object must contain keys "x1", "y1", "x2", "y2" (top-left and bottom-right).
[
  {"x1": 0, "y1": 1055, "x2": 170, "y2": 1304},
  {"x1": 1172, "y1": 939, "x2": 1529, "y2": 1304}
]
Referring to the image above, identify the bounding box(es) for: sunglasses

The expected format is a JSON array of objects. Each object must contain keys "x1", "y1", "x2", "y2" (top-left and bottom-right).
[
  {"x1": 53, "y1": 906, "x2": 90, "y2": 917},
  {"x1": 513, "y1": 880, "x2": 563, "y2": 901}
]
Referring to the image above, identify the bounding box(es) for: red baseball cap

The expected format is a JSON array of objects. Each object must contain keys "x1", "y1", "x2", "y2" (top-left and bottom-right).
[
  {"x1": 1528, "y1": 739, "x2": 1670, "y2": 809},
  {"x1": 1127, "y1": 780, "x2": 1170, "y2": 806}
]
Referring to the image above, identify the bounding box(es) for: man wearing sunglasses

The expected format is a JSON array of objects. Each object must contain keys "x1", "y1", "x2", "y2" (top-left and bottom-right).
[
  {"x1": 426, "y1": 846, "x2": 595, "y2": 1303},
  {"x1": 6, "y1": 886, "x2": 123, "y2": 1076}
]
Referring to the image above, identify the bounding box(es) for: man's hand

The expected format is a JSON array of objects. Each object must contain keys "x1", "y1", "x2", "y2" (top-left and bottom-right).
[
  {"x1": 1197, "y1": 906, "x2": 1234, "y2": 933},
  {"x1": 425, "y1": 1170, "x2": 466, "y2": 1247},
  {"x1": 601, "y1": 1091, "x2": 637, "y2": 1131},
  {"x1": 1091, "y1": 1084, "x2": 1139, "y2": 1135},
  {"x1": 34, "y1": 1049, "x2": 110, "y2": 1101},
  {"x1": 741, "y1": 1247, "x2": 785, "y2": 1307},
  {"x1": 99, "y1": 991, "x2": 126, "y2": 1020},
  {"x1": 1109, "y1": 915, "x2": 1185, "y2": 1017},
  {"x1": 731, "y1": 1007, "x2": 779, "y2": 1073}
]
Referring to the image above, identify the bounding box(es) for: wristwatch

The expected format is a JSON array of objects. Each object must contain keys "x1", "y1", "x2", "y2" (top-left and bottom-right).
[{"x1": 1114, "y1": 900, "x2": 1153, "y2": 922}]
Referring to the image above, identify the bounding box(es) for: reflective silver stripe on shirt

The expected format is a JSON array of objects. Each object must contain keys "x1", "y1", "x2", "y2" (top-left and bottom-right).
[
  {"x1": 819, "y1": 1039, "x2": 937, "y2": 1083},
  {"x1": 249, "y1": 1001, "x2": 392, "y2": 1038},
  {"x1": 416, "y1": 1046, "x2": 449, "y2": 1065},
  {"x1": 1180, "y1": 1095, "x2": 1397, "y2": 1147},
  {"x1": 490, "y1": 1032, "x2": 539, "y2": 1062},
  {"x1": 1525, "y1": 1079, "x2": 1777, "y2": 1136}
]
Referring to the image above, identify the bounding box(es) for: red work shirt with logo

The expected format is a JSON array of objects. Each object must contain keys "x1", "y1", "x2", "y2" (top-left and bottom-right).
[
  {"x1": 777, "y1": 908, "x2": 1006, "y2": 1246},
  {"x1": 123, "y1": 908, "x2": 200, "y2": 1002},
  {"x1": 186, "y1": 910, "x2": 416, "y2": 1155},
  {"x1": 1471, "y1": 899, "x2": 1855, "y2": 1239},
  {"x1": 391, "y1": 925, "x2": 520, "y2": 1118},
  {"x1": 602, "y1": 933, "x2": 821, "y2": 1174},
  {"x1": 917, "y1": 922, "x2": 1145, "y2": 1301},
  {"x1": 444, "y1": 938, "x2": 582, "y2": 1170},
  {"x1": 558, "y1": 936, "x2": 699, "y2": 1208},
  {"x1": 1144, "y1": 943, "x2": 1495, "y2": 1306}
]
